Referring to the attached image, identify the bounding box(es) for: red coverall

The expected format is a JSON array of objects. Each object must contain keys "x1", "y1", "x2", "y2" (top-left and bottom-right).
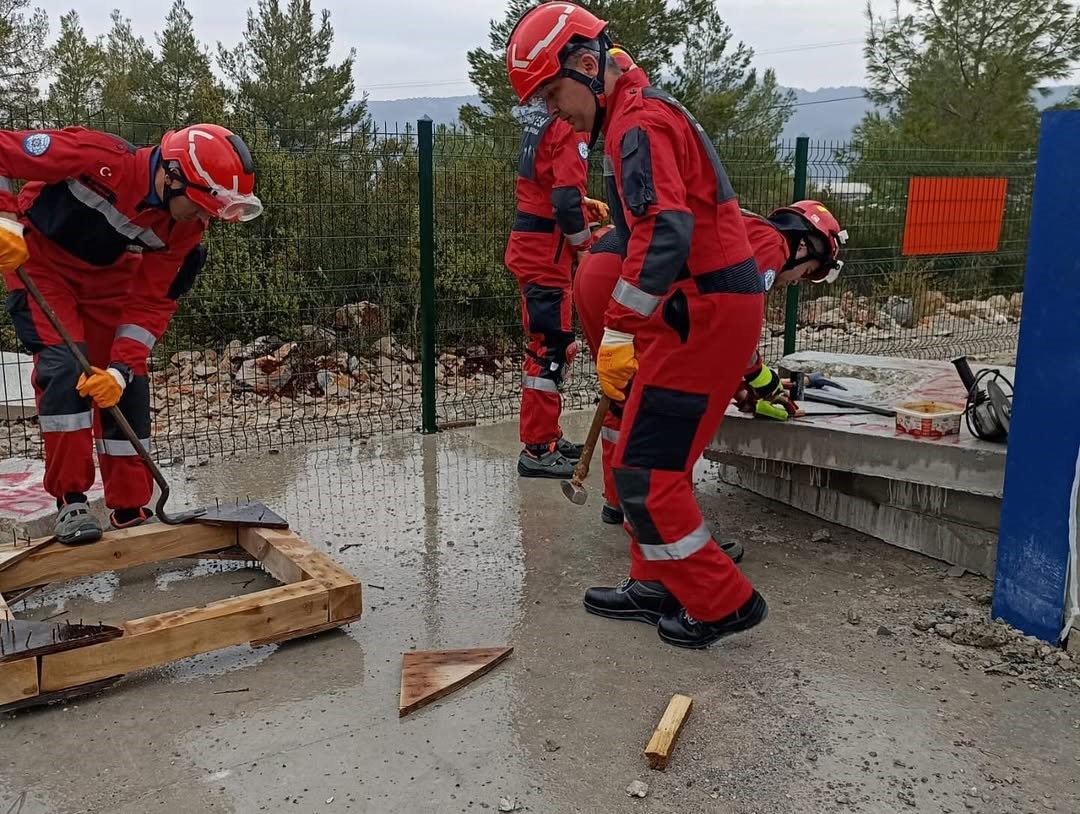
[
  {"x1": 0, "y1": 127, "x2": 204, "y2": 510},
  {"x1": 601, "y1": 70, "x2": 765, "y2": 622},
  {"x1": 575, "y1": 213, "x2": 789, "y2": 509},
  {"x1": 504, "y1": 111, "x2": 591, "y2": 446}
]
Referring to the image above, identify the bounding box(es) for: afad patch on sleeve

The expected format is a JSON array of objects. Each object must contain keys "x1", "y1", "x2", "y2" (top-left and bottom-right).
[
  {"x1": 578, "y1": 141, "x2": 590, "y2": 161},
  {"x1": 22, "y1": 133, "x2": 51, "y2": 157},
  {"x1": 763, "y1": 269, "x2": 776, "y2": 291}
]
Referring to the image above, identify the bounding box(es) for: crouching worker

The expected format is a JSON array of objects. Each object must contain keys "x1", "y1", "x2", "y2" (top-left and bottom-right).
[{"x1": 0, "y1": 124, "x2": 261, "y2": 544}]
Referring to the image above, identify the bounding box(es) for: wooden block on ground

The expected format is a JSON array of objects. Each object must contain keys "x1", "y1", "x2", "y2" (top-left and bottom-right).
[
  {"x1": 644, "y1": 693, "x2": 693, "y2": 770},
  {"x1": 0, "y1": 658, "x2": 39, "y2": 706},
  {"x1": 39, "y1": 580, "x2": 328, "y2": 692},
  {"x1": 0, "y1": 524, "x2": 237, "y2": 592},
  {"x1": 240, "y1": 528, "x2": 362, "y2": 621},
  {"x1": 399, "y1": 647, "x2": 513, "y2": 718}
]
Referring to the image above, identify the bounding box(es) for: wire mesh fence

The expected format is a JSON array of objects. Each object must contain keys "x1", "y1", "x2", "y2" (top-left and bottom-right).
[{"x1": 0, "y1": 110, "x2": 1034, "y2": 462}]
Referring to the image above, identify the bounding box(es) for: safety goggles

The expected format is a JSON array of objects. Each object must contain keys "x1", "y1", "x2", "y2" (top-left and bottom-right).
[
  {"x1": 803, "y1": 229, "x2": 847, "y2": 284},
  {"x1": 214, "y1": 193, "x2": 264, "y2": 223},
  {"x1": 806, "y1": 261, "x2": 842, "y2": 284},
  {"x1": 165, "y1": 164, "x2": 264, "y2": 223}
]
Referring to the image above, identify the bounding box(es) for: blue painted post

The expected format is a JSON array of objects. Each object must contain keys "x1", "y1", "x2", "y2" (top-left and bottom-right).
[{"x1": 993, "y1": 110, "x2": 1080, "y2": 643}]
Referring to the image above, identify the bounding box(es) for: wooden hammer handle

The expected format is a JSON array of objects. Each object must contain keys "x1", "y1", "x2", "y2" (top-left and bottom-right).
[{"x1": 571, "y1": 395, "x2": 611, "y2": 486}]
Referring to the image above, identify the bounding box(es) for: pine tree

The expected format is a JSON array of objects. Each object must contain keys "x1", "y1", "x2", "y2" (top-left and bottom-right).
[
  {"x1": 859, "y1": 0, "x2": 1080, "y2": 149},
  {"x1": 668, "y1": 5, "x2": 793, "y2": 143},
  {"x1": 100, "y1": 10, "x2": 157, "y2": 132},
  {"x1": 0, "y1": 0, "x2": 50, "y2": 122},
  {"x1": 218, "y1": 0, "x2": 367, "y2": 147},
  {"x1": 46, "y1": 11, "x2": 106, "y2": 124},
  {"x1": 151, "y1": 0, "x2": 226, "y2": 125}
]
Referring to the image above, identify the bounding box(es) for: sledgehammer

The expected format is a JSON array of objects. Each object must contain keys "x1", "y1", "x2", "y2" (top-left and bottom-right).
[{"x1": 560, "y1": 395, "x2": 611, "y2": 505}]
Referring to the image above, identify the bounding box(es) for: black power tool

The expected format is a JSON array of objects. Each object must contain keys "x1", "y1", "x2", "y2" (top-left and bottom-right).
[{"x1": 951, "y1": 356, "x2": 1013, "y2": 442}]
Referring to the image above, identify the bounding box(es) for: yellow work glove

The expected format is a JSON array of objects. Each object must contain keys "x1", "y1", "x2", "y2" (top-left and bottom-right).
[
  {"x1": 584, "y1": 197, "x2": 610, "y2": 225},
  {"x1": 596, "y1": 328, "x2": 637, "y2": 402},
  {"x1": 754, "y1": 399, "x2": 792, "y2": 421},
  {"x1": 76, "y1": 366, "x2": 126, "y2": 409},
  {"x1": 744, "y1": 364, "x2": 799, "y2": 420},
  {"x1": 0, "y1": 217, "x2": 29, "y2": 272}
]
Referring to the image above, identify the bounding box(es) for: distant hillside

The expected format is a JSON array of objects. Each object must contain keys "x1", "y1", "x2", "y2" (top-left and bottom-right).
[
  {"x1": 781, "y1": 87, "x2": 873, "y2": 142},
  {"x1": 366, "y1": 96, "x2": 480, "y2": 128},
  {"x1": 365, "y1": 85, "x2": 1078, "y2": 142}
]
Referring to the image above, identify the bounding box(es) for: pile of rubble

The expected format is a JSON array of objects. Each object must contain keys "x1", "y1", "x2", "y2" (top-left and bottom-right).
[
  {"x1": 913, "y1": 601, "x2": 1078, "y2": 689},
  {"x1": 760, "y1": 290, "x2": 1021, "y2": 362},
  {"x1": 764, "y1": 290, "x2": 1023, "y2": 335}
]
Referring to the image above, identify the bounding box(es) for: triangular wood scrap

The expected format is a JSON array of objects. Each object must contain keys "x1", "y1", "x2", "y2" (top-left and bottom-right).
[
  {"x1": 0, "y1": 536, "x2": 54, "y2": 573},
  {"x1": 399, "y1": 646, "x2": 513, "y2": 718}
]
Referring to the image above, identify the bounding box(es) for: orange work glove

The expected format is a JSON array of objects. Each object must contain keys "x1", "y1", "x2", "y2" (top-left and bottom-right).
[
  {"x1": 76, "y1": 366, "x2": 127, "y2": 409},
  {"x1": 596, "y1": 328, "x2": 637, "y2": 402},
  {"x1": 0, "y1": 217, "x2": 29, "y2": 272},
  {"x1": 584, "y1": 197, "x2": 610, "y2": 225}
]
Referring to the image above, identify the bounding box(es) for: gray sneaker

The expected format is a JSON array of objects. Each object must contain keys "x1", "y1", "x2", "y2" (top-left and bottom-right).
[
  {"x1": 55, "y1": 501, "x2": 103, "y2": 545},
  {"x1": 517, "y1": 445, "x2": 577, "y2": 479}
]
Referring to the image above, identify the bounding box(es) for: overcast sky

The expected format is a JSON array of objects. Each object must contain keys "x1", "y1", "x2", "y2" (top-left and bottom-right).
[{"x1": 37, "y1": 0, "x2": 886, "y2": 99}]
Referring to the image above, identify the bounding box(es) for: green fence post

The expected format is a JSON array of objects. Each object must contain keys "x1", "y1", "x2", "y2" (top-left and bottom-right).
[
  {"x1": 418, "y1": 117, "x2": 438, "y2": 434},
  {"x1": 784, "y1": 135, "x2": 810, "y2": 356}
]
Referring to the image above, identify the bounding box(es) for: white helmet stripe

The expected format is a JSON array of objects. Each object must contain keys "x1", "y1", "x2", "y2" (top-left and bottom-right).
[
  {"x1": 186, "y1": 128, "x2": 240, "y2": 196},
  {"x1": 510, "y1": 4, "x2": 576, "y2": 69}
]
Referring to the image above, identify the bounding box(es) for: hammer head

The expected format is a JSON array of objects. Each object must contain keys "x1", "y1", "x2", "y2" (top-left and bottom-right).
[{"x1": 560, "y1": 479, "x2": 588, "y2": 505}]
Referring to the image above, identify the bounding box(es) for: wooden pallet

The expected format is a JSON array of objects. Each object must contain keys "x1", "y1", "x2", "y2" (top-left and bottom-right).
[{"x1": 0, "y1": 522, "x2": 362, "y2": 710}]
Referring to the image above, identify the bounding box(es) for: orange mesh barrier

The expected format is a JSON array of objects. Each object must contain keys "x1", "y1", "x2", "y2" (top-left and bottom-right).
[{"x1": 902, "y1": 177, "x2": 1008, "y2": 255}]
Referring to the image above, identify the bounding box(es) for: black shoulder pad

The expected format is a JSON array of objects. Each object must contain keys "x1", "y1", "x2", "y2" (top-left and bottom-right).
[{"x1": 620, "y1": 127, "x2": 656, "y2": 218}]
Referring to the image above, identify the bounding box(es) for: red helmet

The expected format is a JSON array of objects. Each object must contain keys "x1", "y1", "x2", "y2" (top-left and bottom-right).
[
  {"x1": 160, "y1": 124, "x2": 263, "y2": 222},
  {"x1": 506, "y1": 2, "x2": 608, "y2": 103},
  {"x1": 770, "y1": 200, "x2": 848, "y2": 283}
]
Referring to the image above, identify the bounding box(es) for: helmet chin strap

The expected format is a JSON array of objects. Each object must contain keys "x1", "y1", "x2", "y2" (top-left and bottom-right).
[{"x1": 559, "y1": 34, "x2": 611, "y2": 149}]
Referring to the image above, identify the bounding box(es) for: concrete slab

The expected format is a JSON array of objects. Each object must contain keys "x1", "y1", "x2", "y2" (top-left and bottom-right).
[
  {"x1": 1, "y1": 415, "x2": 1077, "y2": 814},
  {"x1": 0, "y1": 350, "x2": 35, "y2": 420},
  {"x1": 715, "y1": 352, "x2": 1009, "y2": 499}
]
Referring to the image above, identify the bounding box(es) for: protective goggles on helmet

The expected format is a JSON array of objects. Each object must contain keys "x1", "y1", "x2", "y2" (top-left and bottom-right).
[
  {"x1": 802, "y1": 228, "x2": 848, "y2": 284},
  {"x1": 164, "y1": 162, "x2": 264, "y2": 223}
]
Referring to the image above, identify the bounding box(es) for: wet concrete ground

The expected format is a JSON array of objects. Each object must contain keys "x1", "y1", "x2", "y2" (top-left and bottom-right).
[{"x1": 2, "y1": 413, "x2": 1078, "y2": 813}]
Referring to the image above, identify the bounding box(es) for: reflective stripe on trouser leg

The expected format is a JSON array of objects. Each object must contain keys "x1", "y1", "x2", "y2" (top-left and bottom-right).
[
  {"x1": 98, "y1": 374, "x2": 153, "y2": 509},
  {"x1": 520, "y1": 352, "x2": 562, "y2": 445},
  {"x1": 34, "y1": 344, "x2": 96, "y2": 500},
  {"x1": 611, "y1": 291, "x2": 764, "y2": 621},
  {"x1": 600, "y1": 411, "x2": 621, "y2": 507}
]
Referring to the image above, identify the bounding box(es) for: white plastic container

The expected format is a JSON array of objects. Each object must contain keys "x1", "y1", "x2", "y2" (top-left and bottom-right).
[{"x1": 894, "y1": 401, "x2": 965, "y2": 439}]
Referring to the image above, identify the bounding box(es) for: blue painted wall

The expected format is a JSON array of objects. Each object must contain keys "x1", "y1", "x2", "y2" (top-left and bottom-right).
[{"x1": 994, "y1": 110, "x2": 1080, "y2": 643}]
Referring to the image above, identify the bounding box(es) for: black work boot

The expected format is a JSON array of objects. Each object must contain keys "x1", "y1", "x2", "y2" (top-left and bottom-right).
[
  {"x1": 601, "y1": 502, "x2": 624, "y2": 525},
  {"x1": 518, "y1": 443, "x2": 577, "y2": 479},
  {"x1": 555, "y1": 437, "x2": 583, "y2": 461},
  {"x1": 657, "y1": 590, "x2": 769, "y2": 649},
  {"x1": 583, "y1": 578, "x2": 681, "y2": 625},
  {"x1": 110, "y1": 506, "x2": 155, "y2": 530}
]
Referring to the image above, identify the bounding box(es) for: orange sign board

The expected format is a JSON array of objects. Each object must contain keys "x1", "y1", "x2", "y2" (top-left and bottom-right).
[{"x1": 901, "y1": 177, "x2": 1008, "y2": 256}]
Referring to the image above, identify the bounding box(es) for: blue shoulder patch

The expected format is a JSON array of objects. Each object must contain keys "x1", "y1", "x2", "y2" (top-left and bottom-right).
[
  {"x1": 763, "y1": 269, "x2": 776, "y2": 291},
  {"x1": 23, "y1": 133, "x2": 51, "y2": 157}
]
